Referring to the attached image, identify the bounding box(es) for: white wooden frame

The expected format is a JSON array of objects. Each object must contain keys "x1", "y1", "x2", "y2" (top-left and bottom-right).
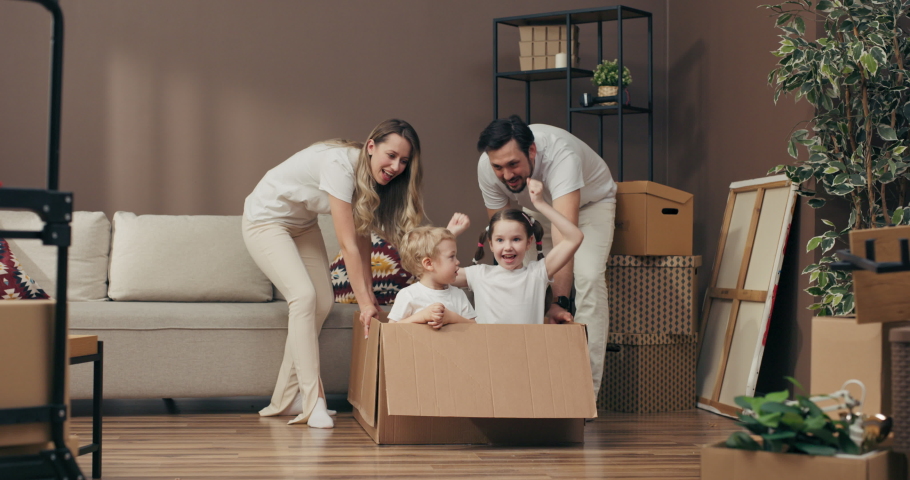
[{"x1": 696, "y1": 175, "x2": 797, "y2": 417}]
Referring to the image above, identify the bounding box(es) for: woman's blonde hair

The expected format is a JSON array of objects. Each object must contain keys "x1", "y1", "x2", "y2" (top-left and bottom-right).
[{"x1": 351, "y1": 119, "x2": 424, "y2": 246}]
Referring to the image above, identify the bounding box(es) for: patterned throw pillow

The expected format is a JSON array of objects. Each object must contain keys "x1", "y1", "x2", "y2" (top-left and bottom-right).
[
  {"x1": 0, "y1": 239, "x2": 51, "y2": 300},
  {"x1": 330, "y1": 233, "x2": 415, "y2": 305}
]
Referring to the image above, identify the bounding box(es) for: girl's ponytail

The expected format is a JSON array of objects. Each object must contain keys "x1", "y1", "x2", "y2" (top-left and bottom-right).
[
  {"x1": 532, "y1": 220, "x2": 545, "y2": 260},
  {"x1": 473, "y1": 227, "x2": 488, "y2": 264}
]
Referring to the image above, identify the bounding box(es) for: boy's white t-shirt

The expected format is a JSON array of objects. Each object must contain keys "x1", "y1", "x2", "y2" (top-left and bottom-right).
[
  {"x1": 244, "y1": 144, "x2": 360, "y2": 227},
  {"x1": 463, "y1": 261, "x2": 551, "y2": 324},
  {"x1": 477, "y1": 124, "x2": 616, "y2": 212},
  {"x1": 388, "y1": 282, "x2": 477, "y2": 322}
]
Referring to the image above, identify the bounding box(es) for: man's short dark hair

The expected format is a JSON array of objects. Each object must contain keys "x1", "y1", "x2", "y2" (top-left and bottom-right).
[{"x1": 476, "y1": 115, "x2": 535, "y2": 157}]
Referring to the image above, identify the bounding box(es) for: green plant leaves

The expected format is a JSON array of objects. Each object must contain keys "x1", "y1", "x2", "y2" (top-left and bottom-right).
[
  {"x1": 878, "y1": 124, "x2": 898, "y2": 141},
  {"x1": 893, "y1": 207, "x2": 906, "y2": 225},
  {"x1": 726, "y1": 431, "x2": 761, "y2": 450},
  {"x1": 807, "y1": 236, "x2": 824, "y2": 252},
  {"x1": 860, "y1": 51, "x2": 879, "y2": 76},
  {"x1": 794, "y1": 443, "x2": 837, "y2": 456},
  {"x1": 764, "y1": 0, "x2": 908, "y2": 318},
  {"x1": 727, "y1": 375, "x2": 861, "y2": 456}
]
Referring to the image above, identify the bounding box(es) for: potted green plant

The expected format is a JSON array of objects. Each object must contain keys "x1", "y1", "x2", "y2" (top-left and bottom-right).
[
  {"x1": 765, "y1": 0, "x2": 910, "y2": 316},
  {"x1": 726, "y1": 379, "x2": 859, "y2": 456},
  {"x1": 592, "y1": 59, "x2": 632, "y2": 106}
]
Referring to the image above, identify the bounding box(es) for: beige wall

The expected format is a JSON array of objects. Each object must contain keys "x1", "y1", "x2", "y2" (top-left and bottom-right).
[
  {"x1": 0, "y1": 0, "x2": 667, "y2": 263},
  {"x1": 3, "y1": 1, "x2": 821, "y2": 392},
  {"x1": 667, "y1": 1, "x2": 818, "y2": 391}
]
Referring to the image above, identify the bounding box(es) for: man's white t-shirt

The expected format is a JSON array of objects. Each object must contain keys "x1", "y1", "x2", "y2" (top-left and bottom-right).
[
  {"x1": 388, "y1": 282, "x2": 477, "y2": 322},
  {"x1": 244, "y1": 144, "x2": 360, "y2": 227},
  {"x1": 477, "y1": 124, "x2": 616, "y2": 212},
  {"x1": 463, "y1": 261, "x2": 551, "y2": 325}
]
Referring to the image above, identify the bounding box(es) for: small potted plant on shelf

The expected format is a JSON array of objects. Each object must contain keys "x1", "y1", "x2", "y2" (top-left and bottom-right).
[{"x1": 592, "y1": 59, "x2": 632, "y2": 106}]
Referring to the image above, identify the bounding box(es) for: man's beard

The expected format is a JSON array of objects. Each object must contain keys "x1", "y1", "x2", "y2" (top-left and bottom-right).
[{"x1": 503, "y1": 176, "x2": 527, "y2": 193}]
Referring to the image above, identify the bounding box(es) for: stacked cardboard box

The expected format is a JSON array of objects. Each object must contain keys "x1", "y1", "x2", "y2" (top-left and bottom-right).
[
  {"x1": 892, "y1": 327, "x2": 910, "y2": 454},
  {"x1": 518, "y1": 25, "x2": 579, "y2": 71},
  {"x1": 598, "y1": 255, "x2": 700, "y2": 413},
  {"x1": 597, "y1": 182, "x2": 699, "y2": 413}
]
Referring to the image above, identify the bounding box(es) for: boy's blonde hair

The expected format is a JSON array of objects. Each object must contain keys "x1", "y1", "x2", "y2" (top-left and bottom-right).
[{"x1": 399, "y1": 226, "x2": 456, "y2": 278}]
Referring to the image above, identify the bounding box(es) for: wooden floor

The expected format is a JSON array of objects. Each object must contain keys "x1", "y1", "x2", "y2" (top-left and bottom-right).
[{"x1": 69, "y1": 408, "x2": 740, "y2": 479}]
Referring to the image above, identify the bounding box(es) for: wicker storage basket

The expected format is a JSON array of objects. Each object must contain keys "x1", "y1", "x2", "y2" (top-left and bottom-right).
[
  {"x1": 891, "y1": 326, "x2": 910, "y2": 453},
  {"x1": 597, "y1": 85, "x2": 618, "y2": 106}
]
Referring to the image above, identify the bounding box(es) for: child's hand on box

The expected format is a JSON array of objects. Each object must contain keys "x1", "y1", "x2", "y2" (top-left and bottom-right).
[
  {"x1": 417, "y1": 303, "x2": 445, "y2": 325},
  {"x1": 427, "y1": 303, "x2": 450, "y2": 330}
]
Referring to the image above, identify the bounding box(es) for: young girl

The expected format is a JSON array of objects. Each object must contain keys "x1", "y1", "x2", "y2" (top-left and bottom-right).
[
  {"x1": 454, "y1": 179, "x2": 583, "y2": 324},
  {"x1": 242, "y1": 119, "x2": 424, "y2": 429}
]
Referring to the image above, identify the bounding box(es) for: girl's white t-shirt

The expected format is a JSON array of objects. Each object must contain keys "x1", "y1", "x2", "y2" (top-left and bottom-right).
[
  {"x1": 387, "y1": 282, "x2": 477, "y2": 322},
  {"x1": 244, "y1": 144, "x2": 360, "y2": 227},
  {"x1": 463, "y1": 261, "x2": 551, "y2": 324}
]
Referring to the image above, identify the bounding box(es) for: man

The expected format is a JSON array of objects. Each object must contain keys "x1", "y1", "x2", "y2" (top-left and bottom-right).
[{"x1": 476, "y1": 115, "x2": 616, "y2": 396}]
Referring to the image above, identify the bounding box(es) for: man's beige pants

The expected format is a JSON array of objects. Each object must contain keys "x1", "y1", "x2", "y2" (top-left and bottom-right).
[
  {"x1": 242, "y1": 217, "x2": 333, "y2": 421},
  {"x1": 525, "y1": 201, "x2": 615, "y2": 396}
]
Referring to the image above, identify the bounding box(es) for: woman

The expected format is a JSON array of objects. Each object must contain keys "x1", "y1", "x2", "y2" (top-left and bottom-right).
[{"x1": 242, "y1": 119, "x2": 423, "y2": 428}]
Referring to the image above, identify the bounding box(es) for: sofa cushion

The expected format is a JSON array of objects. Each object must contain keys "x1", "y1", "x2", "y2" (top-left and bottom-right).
[
  {"x1": 108, "y1": 213, "x2": 271, "y2": 302},
  {"x1": 0, "y1": 211, "x2": 111, "y2": 301},
  {"x1": 68, "y1": 299, "x2": 367, "y2": 331},
  {"x1": 0, "y1": 239, "x2": 50, "y2": 299}
]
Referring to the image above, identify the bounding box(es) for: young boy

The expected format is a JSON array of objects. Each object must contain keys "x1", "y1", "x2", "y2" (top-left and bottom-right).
[{"x1": 389, "y1": 222, "x2": 477, "y2": 328}]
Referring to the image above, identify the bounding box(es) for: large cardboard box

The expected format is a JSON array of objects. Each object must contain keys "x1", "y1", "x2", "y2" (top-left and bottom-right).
[
  {"x1": 598, "y1": 332, "x2": 697, "y2": 413},
  {"x1": 850, "y1": 225, "x2": 910, "y2": 324},
  {"x1": 348, "y1": 314, "x2": 596, "y2": 445},
  {"x1": 607, "y1": 254, "x2": 701, "y2": 334},
  {"x1": 701, "y1": 442, "x2": 905, "y2": 480},
  {"x1": 612, "y1": 181, "x2": 694, "y2": 256},
  {"x1": 0, "y1": 300, "x2": 69, "y2": 448},
  {"x1": 811, "y1": 316, "x2": 910, "y2": 417}
]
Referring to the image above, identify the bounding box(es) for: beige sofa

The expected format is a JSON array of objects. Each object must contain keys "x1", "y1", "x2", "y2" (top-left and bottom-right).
[{"x1": 0, "y1": 211, "x2": 366, "y2": 400}]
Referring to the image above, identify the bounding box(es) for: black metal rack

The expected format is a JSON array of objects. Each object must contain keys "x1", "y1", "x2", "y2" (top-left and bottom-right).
[
  {"x1": 492, "y1": 5, "x2": 653, "y2": 181},
  {"x1": 0, "y1": 1, "x2": 84, "y2": 479}
]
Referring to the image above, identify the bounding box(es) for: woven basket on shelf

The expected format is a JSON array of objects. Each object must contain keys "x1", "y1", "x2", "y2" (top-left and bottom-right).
[
  {"x1": 892, "y1": 326, "x2": 910, "y2": 453},
  {"x1": 597, "y1": 85, "x2": 618, "y2": 106}
]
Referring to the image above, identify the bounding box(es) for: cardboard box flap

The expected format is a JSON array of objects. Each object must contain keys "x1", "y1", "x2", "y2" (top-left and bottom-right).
[
  {"x1": 381, "y1": 323, "x2": 596, "y2": 419},
  {"x1": 347, "y1": 312, "x2": 386, "y2": 427},
  {"x1": 616, "y1": 181, "x2": 693, "y2": 205}
]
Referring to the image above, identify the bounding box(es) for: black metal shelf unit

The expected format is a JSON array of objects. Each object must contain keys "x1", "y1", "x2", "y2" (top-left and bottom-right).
[
  {"x1": 0, "y1": 1, "x2": 84, "y2": 479},
  {"x1": 493, "y1": 5, "x2": 653, "y2": 181}
]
